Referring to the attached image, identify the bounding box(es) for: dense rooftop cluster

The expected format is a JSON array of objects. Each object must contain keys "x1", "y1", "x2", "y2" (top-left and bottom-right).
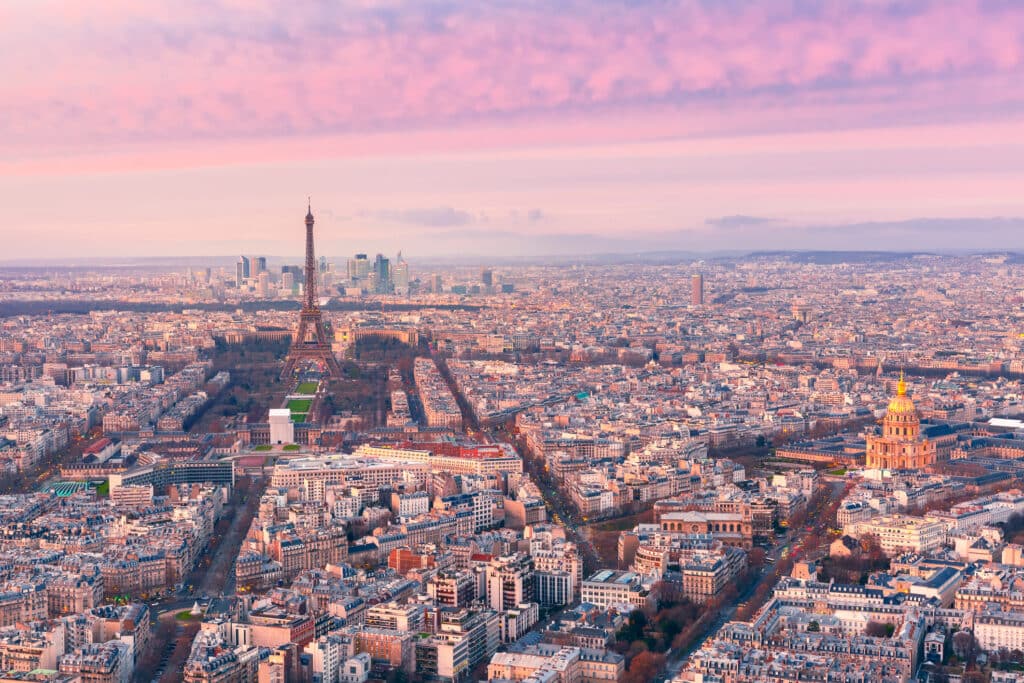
[{"x1": 3, "y1": 255, "x2": 1024, "y2": 681}]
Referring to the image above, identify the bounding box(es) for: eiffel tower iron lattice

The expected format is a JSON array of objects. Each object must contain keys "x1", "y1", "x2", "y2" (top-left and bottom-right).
[{"x1": 281, "y1": 201, "x2": 343, "y2": 379}]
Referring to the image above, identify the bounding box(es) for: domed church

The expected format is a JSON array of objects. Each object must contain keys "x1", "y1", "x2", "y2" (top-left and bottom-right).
[{"x1": 864, "y1": 373, "x2": 937, "y2": 471}]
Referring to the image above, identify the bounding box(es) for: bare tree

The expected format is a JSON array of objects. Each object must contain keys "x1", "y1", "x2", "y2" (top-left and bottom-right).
[
  {"x1": 952, "y1": 630, "x2": 978, "y2": 663},
  {"x1": 865, "y1": 621, "x2": 893, "y2": 638}
]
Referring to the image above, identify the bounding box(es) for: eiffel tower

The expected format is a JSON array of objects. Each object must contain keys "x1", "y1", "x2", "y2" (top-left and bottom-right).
[{"x1": 281, "y1": 201, "x2": 343, "y2": 379}]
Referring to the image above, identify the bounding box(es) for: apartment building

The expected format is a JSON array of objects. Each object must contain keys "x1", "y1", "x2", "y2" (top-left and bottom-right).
[
  {"x1": 580, "y1": 570, "x2": 652, "y2": 610},
  {"x1": 843, "y1": 514, "x2": 946, "y2": 555}
]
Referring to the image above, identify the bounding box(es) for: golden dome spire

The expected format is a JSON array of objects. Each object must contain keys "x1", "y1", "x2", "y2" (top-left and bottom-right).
[{"x1": 887, "y1": 370, "x2": 915, "y2": 415}]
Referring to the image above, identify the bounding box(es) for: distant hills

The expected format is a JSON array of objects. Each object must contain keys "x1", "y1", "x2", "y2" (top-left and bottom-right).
[
  {"x1": 744, "y1": 250, "x2": 934, "y2": 264},
  {"x1": 1, "y1": 250, "x2": 1022, "y2": 269}
]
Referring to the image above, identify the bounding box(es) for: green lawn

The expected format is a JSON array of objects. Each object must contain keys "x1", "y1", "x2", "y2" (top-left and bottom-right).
[
  {"x1": 254, "y1": 444, "x2": 273, "y2": 451},
  {"x1": 291, "y1": 413, "x2": 308, "y2": 423},
  {"x1": 296, "y1": 382, "x2": 319, "y2": 395},
  {"x1": 287, "y1": 399, "x2": 312, "y2": 413},
  {"x1": 95, "y1": 480, "x2": 110, "y2": 497},
  {"x1": 828, "y1": 467, "x2": 847, "y2": 476},
  {"x1": 175, "y1": 610, "x2": 199, "y2": 621},
  {"x1": 282, "y1": 444, "x2": 300, "y2": 451}
]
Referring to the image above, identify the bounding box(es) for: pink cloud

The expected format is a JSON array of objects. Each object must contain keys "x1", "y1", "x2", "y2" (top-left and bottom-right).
[{"x1": 2, "y1": 0, "x2": 1024, "y2": 170}]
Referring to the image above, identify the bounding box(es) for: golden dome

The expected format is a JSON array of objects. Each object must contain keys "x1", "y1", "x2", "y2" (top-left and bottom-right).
[
  {"x1": 887, "y1": 394, "x2": 916, "y2": 414},
  {"x1": 886, "y1": 372, "x2": 916, "y2": 414}
]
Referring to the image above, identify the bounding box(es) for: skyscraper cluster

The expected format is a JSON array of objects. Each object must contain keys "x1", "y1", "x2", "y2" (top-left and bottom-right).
[
  {"x1": 236, "y1": 255, "x2": 267, "y2": 287},
  {"x1": 345, "y1": 252, "x2": 409, "y2": 294}
]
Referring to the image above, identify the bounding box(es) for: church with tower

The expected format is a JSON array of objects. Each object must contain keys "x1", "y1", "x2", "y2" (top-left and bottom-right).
[{"x1": 864, "y1": 373, "x2": 937, "y2": 471}]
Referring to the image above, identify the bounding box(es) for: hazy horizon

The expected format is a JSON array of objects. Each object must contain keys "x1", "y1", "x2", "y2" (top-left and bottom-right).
[{"x1": 3, "y1": 241, "x2": 1024, "y2": 270}]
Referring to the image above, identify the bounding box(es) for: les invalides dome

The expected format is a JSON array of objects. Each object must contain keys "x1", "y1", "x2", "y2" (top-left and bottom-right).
[{"x1": 865, "y1": 373, "x2": 937, "y2": 471}]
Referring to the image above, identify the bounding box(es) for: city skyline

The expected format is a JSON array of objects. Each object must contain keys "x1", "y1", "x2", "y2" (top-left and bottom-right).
[
  {"x1": 4, "y1": 1, "x2": 1024, "y2": 258},
  {"x1": 8, "y1": 4, "x2": 1024, "y2": 681}
]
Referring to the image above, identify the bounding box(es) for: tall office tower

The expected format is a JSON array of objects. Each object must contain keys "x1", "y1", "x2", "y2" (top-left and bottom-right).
[
  {"x1": 347, "y1": 253, "x2": 370, "y2": 281},
  {"x1": 281, "y1": 271, "x2": 295, "y2": 292},
  {"x1": 374, "y1": 254, "x2": 392, "y2": 294},
  {"x1": 433, "y1": 274, "x2": 443, "y2": 293},
  {"x1": 236, "y1": 256, "x2": 251, "y2": 286},
  {"x1": 282, "y1": 264, "x2": 303, "y2": 280},
  {"x1": 256, "y1": 271, "x2": 270, "y2": 298},
  {"x1": 203, "y1": 267, "x2": 212, "y2": 284},
  {"x1": 393, "y1": 256, "x2": 409, "y2": 294},
  {"x1": 252, "y1": 256, "x2": 267, "y2": 275},
  {"x1": 281, "y1": 202, "x2": 343, "y2": 379},
  {"x1": 481, "y1": 268, "x2": 494, "y2": 288},
  {"x1": 318, "y1": 256, "x2": 333, "y2": 293},
  {"x1": 691, "y1": 273, "x2": 704, "y2": 306}
]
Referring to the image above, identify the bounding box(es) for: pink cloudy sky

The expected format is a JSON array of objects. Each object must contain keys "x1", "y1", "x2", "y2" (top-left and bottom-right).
[{"x1": 3, "y1": 0, "x2": 1024, "y2": 259}]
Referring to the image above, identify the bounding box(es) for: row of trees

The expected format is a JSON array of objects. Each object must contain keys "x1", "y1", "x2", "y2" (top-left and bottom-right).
[
  {"x1": 207, "y1": 337, "x2": 291, "y2": 425},
  {"x1": 133, "y1": 618, "x2": 178, "y2": 682},
  {"x1": 186, "y1": 475, "x2": 262, "y2": 595},
  {"x1": 737, "y1": 485, "x2": 849, "y2": 620},
  {"x1": 133, "y1": 618, "x2": 202, "y2": 683},
  {"x1": 818, "y1": 551, "x2": 890, "y2": 584},
  {"x1": 615, "y1": 600, "x2": 708, "y2": 656},
  {"x1": 617, "y1": 568, "x2": 761, "y2": 682},
  {"x1": 904, "y1": 478, "x2": 1019, "y2": 517},
  {"x1": 818, "y1": 534, "x2": 890, "y2": 584}
]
